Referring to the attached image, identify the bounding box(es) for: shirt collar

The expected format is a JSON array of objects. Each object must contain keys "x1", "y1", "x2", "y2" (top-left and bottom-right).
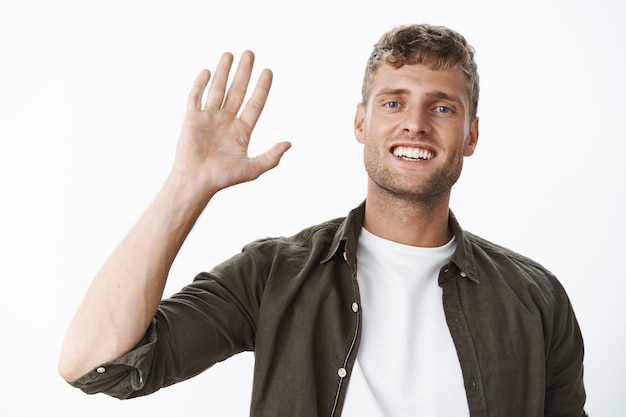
[
  {"x1": 322, "y1": 201, "x2": 365, "y2": 265},
  {"x1": 323, "y1": 201, "x2": 480, "y2": 284},
  {"x1": 448, "y1": 211, "x2": 480, "y2": 284}
]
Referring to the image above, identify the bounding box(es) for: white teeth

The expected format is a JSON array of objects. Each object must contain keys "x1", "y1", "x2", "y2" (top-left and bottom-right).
[{"x1": 393, "y1": 146, "x2": 434, "y2": 160}]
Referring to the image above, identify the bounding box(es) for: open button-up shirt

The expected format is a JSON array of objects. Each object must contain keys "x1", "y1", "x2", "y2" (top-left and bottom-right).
[{"x1": 70, "y1": 202, "x2": 587, "y2": 416}]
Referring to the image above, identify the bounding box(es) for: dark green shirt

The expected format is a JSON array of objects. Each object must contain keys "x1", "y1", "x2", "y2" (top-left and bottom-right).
[{"x1": 71, "y1": 202, "x2": 586, "y2": 416}]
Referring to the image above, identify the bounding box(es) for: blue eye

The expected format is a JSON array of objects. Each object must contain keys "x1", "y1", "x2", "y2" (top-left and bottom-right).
[
  {"x1": 435, "y1": 106, "x2": 451, "y2": 113},
  {"x1": 386, "y1": 101, "x2": 400, "y2": 109}
]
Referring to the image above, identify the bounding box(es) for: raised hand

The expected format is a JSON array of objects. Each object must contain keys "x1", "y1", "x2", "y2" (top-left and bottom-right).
[
  {"x1": 172, "y1": 50, "x2": 291, "y2": 196},
  {"x1": 58, "y1": 52, "x2": 291, "y2": 383}
]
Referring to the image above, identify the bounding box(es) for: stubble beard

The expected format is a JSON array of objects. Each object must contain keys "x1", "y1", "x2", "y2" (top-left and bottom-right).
[{"x1": 363, "y1": 140, "x2": 465, "y2": 207}]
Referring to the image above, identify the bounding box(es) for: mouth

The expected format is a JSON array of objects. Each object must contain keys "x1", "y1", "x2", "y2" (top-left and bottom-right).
[{"x1": 392, "y1": 146, "x2": 435, "y2": 161}]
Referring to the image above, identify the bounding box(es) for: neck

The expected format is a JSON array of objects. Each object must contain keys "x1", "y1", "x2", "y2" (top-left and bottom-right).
[{"x1": 363, "y1": 189, "x2": 452, "y2": 248}]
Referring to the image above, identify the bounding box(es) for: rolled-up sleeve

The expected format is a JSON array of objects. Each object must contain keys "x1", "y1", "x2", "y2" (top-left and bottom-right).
[
  {"x1": 68, "y1": 246, "x2": 267, "y2": 399},
  {"x1": 68, "y1": 324, "x2": 157, "y2": 399}
]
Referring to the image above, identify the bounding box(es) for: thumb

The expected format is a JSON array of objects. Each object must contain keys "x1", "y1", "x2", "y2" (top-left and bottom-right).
[{"x1": 248, "y1": 141, "x2": 292, "y2": 179}]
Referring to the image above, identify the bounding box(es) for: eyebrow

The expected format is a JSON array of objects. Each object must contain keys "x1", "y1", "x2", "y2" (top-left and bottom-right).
[
  {"x1": 425, "y1": 90, "x2": 464, "y2": 106},
  {"x1": 373, "y1": 88, "x2": 410, "y2": 99}
]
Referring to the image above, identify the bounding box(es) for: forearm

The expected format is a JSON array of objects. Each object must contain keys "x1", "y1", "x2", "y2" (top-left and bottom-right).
[
  {"x1": 59, "y1": 50, "x2": 289, "y2": 383},
  {"x1": 59, "y1": 173, "x2": 214, "y2": 382}
]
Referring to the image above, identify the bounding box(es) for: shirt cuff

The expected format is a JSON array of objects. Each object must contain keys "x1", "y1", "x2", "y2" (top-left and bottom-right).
[{"x1": 67, "y1": 322, "x2": 157, "y2": 399}]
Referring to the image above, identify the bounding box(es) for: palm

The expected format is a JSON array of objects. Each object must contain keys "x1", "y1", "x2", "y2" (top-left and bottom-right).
[{"x1": 172, "y1": 51, "x2": 290, "y2": 192}]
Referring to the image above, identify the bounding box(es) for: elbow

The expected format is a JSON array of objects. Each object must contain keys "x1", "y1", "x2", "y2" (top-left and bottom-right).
[
  {"x1": 58, "y1": 354, "x2": 81, "y2": 383},
  {"x1": 58, "y1": 343, "x2": 89, "y2": 383}
]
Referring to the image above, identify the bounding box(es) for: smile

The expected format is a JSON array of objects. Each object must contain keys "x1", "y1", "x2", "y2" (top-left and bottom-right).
[{"x1": 392, "y1": 146, "x2": 434, "y2": 161}]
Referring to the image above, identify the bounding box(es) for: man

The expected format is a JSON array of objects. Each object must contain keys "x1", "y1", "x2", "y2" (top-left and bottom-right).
[{"x1": 59, "y1": 24, "x2": 587, "y2": 416}]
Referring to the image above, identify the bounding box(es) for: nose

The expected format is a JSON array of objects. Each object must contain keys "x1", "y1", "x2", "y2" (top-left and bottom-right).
[{"x1": 402, "y1": 106, "x2": 431, "y2": 136}]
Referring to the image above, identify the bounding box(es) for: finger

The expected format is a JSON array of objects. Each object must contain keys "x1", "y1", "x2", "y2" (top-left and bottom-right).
[
  {"x1": 248, "y1": 141, "x2": 292, "y2": 180},
  {"x1": 205, "y1": 52, "x2": 234, "y2": 109},
  {"x1": 186, "y1": 70, "x2": 211, "y2": 112},
  {"x1": 222, "y1": 50, "x2": 255, "y2": 114},
  {"x1": 239, "y1": 68, "x2": 273, "y2": 129}
]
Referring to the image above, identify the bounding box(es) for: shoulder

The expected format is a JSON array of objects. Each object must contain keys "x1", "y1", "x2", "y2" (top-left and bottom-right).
[
  {"x1": 464, "y1": 231, "x2": 567, "y2": 303},
  {"x1": 225, "y1": 216, "x2": 348, "y2": 273},
  {"x1": 467, "y1": 231, "x2": 551, "y2": 274},
  {"x1": 243, "y1": 216, "x2": 346, "y2": 253}
]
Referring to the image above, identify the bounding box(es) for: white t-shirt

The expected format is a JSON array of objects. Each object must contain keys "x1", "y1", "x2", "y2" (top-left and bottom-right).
[{"x1": 341, "y1": 228, "x2": 470, "y2": 417}]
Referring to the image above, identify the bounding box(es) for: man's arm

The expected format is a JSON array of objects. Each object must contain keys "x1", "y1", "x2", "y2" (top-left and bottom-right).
[
  {"x1": 58, "y1": 51, "x2": 291, "y2": 382},
  {"x1": 544, "y1": 288, "x2": 587, "y2": 417}
]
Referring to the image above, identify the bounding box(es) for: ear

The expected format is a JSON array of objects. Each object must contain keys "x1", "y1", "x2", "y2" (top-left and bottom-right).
[
  {"x1": 463, "y1": 117, "x2": 479, "y2": 157},
  {"x1": 354, "y1": 103, "x2": 366, "y2": 144}
]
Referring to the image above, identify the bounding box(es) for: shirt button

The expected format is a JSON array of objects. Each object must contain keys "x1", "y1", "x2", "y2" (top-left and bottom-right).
[
  {"x1": 351, "y1": 302, "x2": 359, "y2": 313},
  {"x1": 338, "y1": 368, "x2": 347, "y2": 378},
  {"x1": 96, "y1": 367, "x2": 106, "y2": 374},
  {"x1": 459, "y1": 271, "x2": 468, "y2": 278}
]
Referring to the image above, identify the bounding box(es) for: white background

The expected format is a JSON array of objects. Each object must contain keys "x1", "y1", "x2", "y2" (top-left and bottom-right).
[{"x1": 1, "y1": 0, "x2": 624, "y2": 415}]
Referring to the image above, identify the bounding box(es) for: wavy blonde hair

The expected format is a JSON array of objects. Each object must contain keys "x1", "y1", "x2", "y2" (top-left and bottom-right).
[{"x1": 362, "y1": 24, "x2": 480, "y2": 119}]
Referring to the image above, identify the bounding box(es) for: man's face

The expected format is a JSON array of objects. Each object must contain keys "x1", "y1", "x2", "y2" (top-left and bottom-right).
[{"x1": 354, "y1": 63, "x2": 479, "y2": 204}]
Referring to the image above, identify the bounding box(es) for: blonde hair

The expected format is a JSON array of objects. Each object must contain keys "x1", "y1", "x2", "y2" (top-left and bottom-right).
[{"x1": 362, "y1": 24, "x2": 480, "y2": 119}]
